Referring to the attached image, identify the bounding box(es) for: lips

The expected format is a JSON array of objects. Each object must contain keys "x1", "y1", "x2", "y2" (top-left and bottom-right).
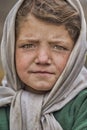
[
  {"x1": 29, "y1": 70, "x2": 55, "y2": 74},
  {"x1": 28, "y1": 70, "x2": 55, "y2": 77}
]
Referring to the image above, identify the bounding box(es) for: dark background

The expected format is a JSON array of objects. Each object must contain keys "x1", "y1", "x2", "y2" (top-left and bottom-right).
[
  {"x1": 0, "y1": 0, "x2": 87, "y2": 82},
  {"x1": 0, "y1": 0, "x2": 17, "y2": 41}
]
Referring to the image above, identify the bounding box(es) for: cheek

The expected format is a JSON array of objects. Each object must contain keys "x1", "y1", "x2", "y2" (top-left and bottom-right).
[
  {"x1": 54, "y1": 54, "x2": 70, "y2": 73},
  {"x1": 15, "y1": 51, "x2": 35, "y2": 78},
  {"x1": 15, "y1": 57, "x2": 29, "y2": 83},
  {"x1": 15, "y1": 51, "x2": 28, "y2": 74}
]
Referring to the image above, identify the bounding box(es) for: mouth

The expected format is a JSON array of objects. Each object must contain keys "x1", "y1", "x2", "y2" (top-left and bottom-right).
[{"x1": 28, "y1": 70, "x2": 55, "y2": 76}]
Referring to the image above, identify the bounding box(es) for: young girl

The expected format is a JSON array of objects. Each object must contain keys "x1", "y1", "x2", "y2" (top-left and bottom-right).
[{"x1": 0, "y1": 0, "x2": 87, "y2": 130}]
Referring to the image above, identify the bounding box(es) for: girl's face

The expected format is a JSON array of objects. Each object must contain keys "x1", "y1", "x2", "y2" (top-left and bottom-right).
[{"x1": 16, "y1": 14, "x2": 74, "y2": 93}]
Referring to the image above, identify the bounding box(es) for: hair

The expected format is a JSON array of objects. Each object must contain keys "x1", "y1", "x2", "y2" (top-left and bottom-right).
[{"x1": 15, "y1": 0, "x2": 81, "y2": 43}]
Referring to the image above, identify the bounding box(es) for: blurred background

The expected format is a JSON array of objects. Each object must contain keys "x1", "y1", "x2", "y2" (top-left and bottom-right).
[
  {"x1": 0, "y1": 0, "x2": 17, "y2": 82},
  {"x1": 0, "y1": 0, "x2": 87, "y2": 83}
]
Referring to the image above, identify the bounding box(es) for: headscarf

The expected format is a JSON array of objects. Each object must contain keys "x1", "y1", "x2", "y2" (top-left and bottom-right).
[{"x1": 0, "y1": 0, "x2": 87, "y2": 130}]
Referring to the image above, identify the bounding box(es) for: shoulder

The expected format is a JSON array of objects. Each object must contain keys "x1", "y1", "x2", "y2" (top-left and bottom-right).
[
  {"x1": 54, "y1": 89, "x2": 87, "y2": 130},
  {"x1": 0, "y1": 106, "x2": 10, "y2": 130}
]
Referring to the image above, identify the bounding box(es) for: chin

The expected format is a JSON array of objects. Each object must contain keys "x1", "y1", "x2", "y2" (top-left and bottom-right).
[{"x1": 25, "y1": 84, "x2": 52, "y2": 94}]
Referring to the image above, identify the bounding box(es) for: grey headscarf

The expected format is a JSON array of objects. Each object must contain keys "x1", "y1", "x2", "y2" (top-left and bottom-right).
[{"x1": 0, "y1": 0, "x2": 87, "y2": 130}]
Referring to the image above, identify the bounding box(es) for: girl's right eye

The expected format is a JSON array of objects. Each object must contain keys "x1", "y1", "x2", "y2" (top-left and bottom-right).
[{"x1": 20, "y1": 43, "x2": 37, "y2": 50}]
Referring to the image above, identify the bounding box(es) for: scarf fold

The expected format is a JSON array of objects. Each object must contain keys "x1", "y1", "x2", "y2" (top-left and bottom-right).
[{"x1": 0, "y1": 0, "x2": 87, "y2": 130}]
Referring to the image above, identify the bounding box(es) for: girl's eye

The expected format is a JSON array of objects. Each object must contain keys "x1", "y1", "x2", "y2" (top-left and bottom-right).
[
  {"x1": 21, "y1": 43, "x2": 36, "y2": 49},
  {"x1": 52, "y1": 45, "x2": 68, "y2": 51}
]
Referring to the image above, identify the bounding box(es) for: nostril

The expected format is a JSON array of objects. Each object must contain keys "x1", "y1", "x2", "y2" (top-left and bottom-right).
[
  {"x1": 35, "y1": 47, "x2": 52, "y2": 65},
  {"x1": 35, "y1": 53, "x2": 51, "y2": 65}
]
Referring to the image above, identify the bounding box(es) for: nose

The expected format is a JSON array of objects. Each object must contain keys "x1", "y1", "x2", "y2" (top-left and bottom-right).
[{"x1": 35, "y1": 46, "x2": 51, "y2": 65}]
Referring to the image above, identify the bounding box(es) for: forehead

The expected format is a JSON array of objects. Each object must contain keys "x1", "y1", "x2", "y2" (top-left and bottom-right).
[
  {"x1": 17, "y1": 14, "x2": 72, "y2": 39},
  {"x1": 16, "y1": 14, "x2": 74, "y2": 49}
]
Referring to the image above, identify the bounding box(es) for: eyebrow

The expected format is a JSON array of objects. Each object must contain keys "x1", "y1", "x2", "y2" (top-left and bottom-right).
[
  {"x1": 17, "y1": 38, "x2": 40, "y2": 43},
  {"x1": 17, "y1": 37, "x2": 73, "y2": 46}
]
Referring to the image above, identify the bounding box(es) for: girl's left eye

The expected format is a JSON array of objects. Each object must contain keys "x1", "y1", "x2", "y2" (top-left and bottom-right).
[{"x1": 52, "y1": 44, "x2": 68, "y2": 51}]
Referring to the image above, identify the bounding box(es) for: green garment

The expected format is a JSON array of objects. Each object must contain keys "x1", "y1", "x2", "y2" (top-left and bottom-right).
[
  {"x1": 0, "y1": 106, "x2": 10, "y2": 130},
  {"x1": 0, "y1": 89, "x2": 87, "y2": 130}
]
